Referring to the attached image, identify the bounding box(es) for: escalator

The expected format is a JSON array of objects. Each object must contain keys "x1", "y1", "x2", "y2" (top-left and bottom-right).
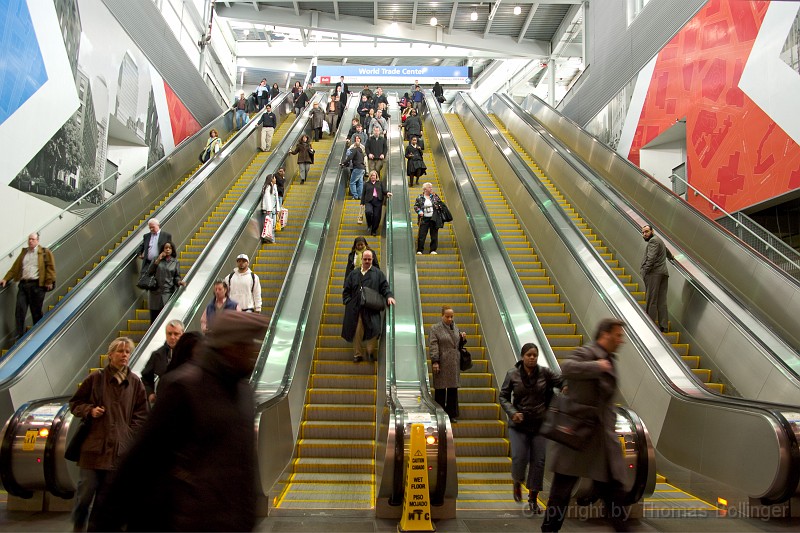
[
  {"x1": 120, "y1": 116, "x2": 296, "y2": 342},
  {"x1": 0, "y1": 104, "x2": 248, "y2": 352},
  {"x1": 0, "y1": 98, "x2": 322, "y2": 505},
  {"x1": 0, "y1": 97, "x2": 296, "y2": 428},
  {"x1": 253, "y1": 138, "x2": 333, "y2": 323},
  {"x1": 520, "y1": 95, "x2": 800, "y2": 356},
  {"x1": 489, "y1": 93, "x2": 800, "y2": 404},
  {"x1": 441, "y1": 92, "x2": 800, "y2": 508},
  {"x1": 484, "y1": 115, "x2": 724, "y2": 393},
  {"x1": 442, "y1": 112, "x2": 713, "y2": 512},
  {"x1": 270, "y1": 191, "x2": 378, "y2": 512},
  {"x1": 414, "y1": 131, "x2": 513, "y2": 512}
]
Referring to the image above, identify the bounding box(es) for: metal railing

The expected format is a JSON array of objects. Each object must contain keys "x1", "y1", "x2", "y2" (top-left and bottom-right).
[
  {"x1": 3, "y1": 171, "x2": 121, "y2": 260},
  {"x1": 670, "y1": 173, "x2": 800, "y2": 280}
]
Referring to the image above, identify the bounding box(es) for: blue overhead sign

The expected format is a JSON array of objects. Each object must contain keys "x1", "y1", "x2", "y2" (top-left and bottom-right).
[{"x1": 313, "y1": 65, "x2": 471, "y2": 85}]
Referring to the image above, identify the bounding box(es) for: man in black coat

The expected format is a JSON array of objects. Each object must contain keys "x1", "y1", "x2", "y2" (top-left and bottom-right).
[
  {"x1": 336, "y1": 75, "x2": 349, "y2": 106},
  {"x1": 141, "y1": 319, "x2": 184, "y2": 404},
  {"x1": 365, "y1": 125, "x2": 387, "y2": 178},
  {"x1": 137, "y1": 218, "x2": 172, "y2": 271},
  {"x1": 341, "y1": 250, "x2": 395, "y2": 362},
  {"x1": 92, "y1": 311, "x2": 269, "y2": 532},
  {"x1": 361, "y1": 171, "x2": 392, "y2": 236}
]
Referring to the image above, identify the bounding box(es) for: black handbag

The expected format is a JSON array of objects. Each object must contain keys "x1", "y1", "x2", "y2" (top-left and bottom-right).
[
  {"x1": 65, "y1": 370, "x2": 104, "y2": 462},
  {"x1": 308, "y1": 147, "x2": 315, "y2": 164},
  {"x1": 358, "y1": 285, "x2": 386, "y2": 311},
  {"x1": 64, "y1": 418, "x2": 91, "y2": 462},
  {"x1": 438, "y1": 202, "x2": 453, "y2": 223},
  {"x1": 459, "y1": 348, "x2": 473, "y2": 371},
  {"x1": 539, "y1": 394, "x2": 598, "y2": 451},
  {"x1": 136, "y1": 269, "x2": 158, "y2": 291}
]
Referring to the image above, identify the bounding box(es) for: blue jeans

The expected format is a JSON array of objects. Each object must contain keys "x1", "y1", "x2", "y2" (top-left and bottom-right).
[
  {"x1": 235, "y1": 109, "x2": 247, "y2": 129},
  {"x1": 508, "y1": 426, "x2": 547, "y2": 491},
  {"x1": 72, "y1": 468, "x2": 111, "y2": 531},
  {"x1": 349, "y1": 168, "x2": 365, "y2": 199}
]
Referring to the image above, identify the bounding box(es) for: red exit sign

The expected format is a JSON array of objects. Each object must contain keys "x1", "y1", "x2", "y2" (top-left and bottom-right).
[{"x1": 320, "y1": 76, "x2": 330, "y2": 84}]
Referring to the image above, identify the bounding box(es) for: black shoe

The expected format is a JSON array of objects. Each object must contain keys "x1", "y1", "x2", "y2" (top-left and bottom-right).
[
  {"x1": 513, "y1": 482, "x2": 522, "y2": 503},
  {"x1": 353, "y1": 355, "x2": 363, "y2": 363},
  {"x1": 528, "y1": 491, "x2": 540, "y2": 514}
]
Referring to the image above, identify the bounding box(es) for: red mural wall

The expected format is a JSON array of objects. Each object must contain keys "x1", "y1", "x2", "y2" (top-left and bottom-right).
[
  {"x1": 164, "y1": 81, "x2": 201, "y2": 145},
  {"x1": 629, "y1": 0, "x2": 800, "y2": 217}
]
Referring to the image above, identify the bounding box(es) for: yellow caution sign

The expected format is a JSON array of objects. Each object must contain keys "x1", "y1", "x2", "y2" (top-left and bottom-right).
[{"x1": 398, "y1": 423, "x2": 435, "y2": 532}]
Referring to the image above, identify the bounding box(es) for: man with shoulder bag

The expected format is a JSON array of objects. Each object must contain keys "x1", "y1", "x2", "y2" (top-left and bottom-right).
[
  {"x1": 341, "y1": 249, "x2": 395, "y2": 363},
  {"x1": 541, "y1": 318, "x2": 631, "y2": 532}
]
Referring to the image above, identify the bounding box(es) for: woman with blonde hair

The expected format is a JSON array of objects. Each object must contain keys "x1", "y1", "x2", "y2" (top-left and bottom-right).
[{"x1": 69, "y1": 337, "x2": 148, "y2": 531}]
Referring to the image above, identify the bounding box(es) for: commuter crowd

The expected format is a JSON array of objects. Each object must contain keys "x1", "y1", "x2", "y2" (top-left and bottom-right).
[{"x1": 0, "y1": 75, "x2": 680, "y2": 533}]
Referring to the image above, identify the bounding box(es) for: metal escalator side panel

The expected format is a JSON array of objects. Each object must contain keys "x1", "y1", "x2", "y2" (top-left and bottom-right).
[
  {"x1": 520, "y1": 94, "x2": 800, "y2": 355},
  {"x1": 491, "y1": 93, "x2": 800, "y2": 405}
]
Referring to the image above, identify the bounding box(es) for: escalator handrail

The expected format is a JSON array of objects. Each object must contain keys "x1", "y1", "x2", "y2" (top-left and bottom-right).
[
  {"x1": 521, "y1": 94, "x2": 800, "y2": 348},
  {"x1": 249, "y1": 96, "x2": 358, "y2": 402},
  {"x1": 0, "y1": 99, "x2": 280, "y2": 386},
  {"x1": 459, "y1": 93, "x2": 800, "y2": 499},
  {"x1": 495, "y1": 93, "x2": 800, "y2": 384},
  {"x1": 384, "y1": 95, "x2": 448, "y2": 505},
  {"x1": 461, "y1": 91, "x2": 800, "y2": 410},
  {"x1": 457, "y1": 91, "x2": 800, "y2": 501},
  {"x1": 614, "y1": 405, "x2": 653, "y2": 505},
  {"x1": 0, "y1": 104, "x2": 240, "y2": 264},
  {"x1": 422, "y1": 91, "x2": 560, "y2": 373},
  {"x1": 452, "y1": 92, "x2": 661, "y2": 504},
  {"x1": 129, "y1": 94, "x2": 324, "y2": 373}
]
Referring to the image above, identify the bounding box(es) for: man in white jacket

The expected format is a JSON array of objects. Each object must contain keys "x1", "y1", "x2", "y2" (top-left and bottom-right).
[{"x1": 227, "y1": 254, "x2": 262, "y2": 313}]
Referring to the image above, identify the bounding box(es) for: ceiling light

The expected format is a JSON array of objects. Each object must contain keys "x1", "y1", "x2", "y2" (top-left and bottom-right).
[
  {"x1": 514, "y1": 5, "x2": 521, "y2": 15},
  {"x1": 430, "y1": 17, "x2": 438, "y2": 26},
  {"x1": 471, "y1": 11, "x2": 478, "y2": 21}
]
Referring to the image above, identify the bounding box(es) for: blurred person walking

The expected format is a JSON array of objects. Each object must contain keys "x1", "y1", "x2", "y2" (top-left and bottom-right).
[
  {"x1": 541, "y1": 318, "x2": 630, "y2": 532},
  {"x1": 92, "y1": 312, "x2": 269, "y2": 532}
]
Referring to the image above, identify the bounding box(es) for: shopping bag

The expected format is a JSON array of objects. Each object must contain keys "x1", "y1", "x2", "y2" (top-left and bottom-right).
[
  {"x1": 261, "y1": 214, "x2": 275, "y2": 243},
  {"x1": 322, "y1": 121, "x2": 330, "y2": 134},
  {"x1": 279, "y1": 208, "x2": 289, "y2": 228}
]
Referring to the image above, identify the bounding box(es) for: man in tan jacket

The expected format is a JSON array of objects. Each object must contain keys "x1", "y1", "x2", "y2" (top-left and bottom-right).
[{"x1": 1, "y1": 232, "x2": 56, "y2": 340}]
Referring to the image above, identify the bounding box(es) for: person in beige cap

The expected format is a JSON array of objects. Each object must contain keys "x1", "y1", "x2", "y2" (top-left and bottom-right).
[
  {"x1": 93, "y1": 311, "x2": 269, "y2": 532},
  {"x1": 227, "y1": 254, "x2": 261, "y2": 313}
]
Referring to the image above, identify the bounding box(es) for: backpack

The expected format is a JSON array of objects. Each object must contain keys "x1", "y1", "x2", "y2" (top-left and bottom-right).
[{"x1": 228, "y1": 271, "x2": 256, "y2": 293}]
